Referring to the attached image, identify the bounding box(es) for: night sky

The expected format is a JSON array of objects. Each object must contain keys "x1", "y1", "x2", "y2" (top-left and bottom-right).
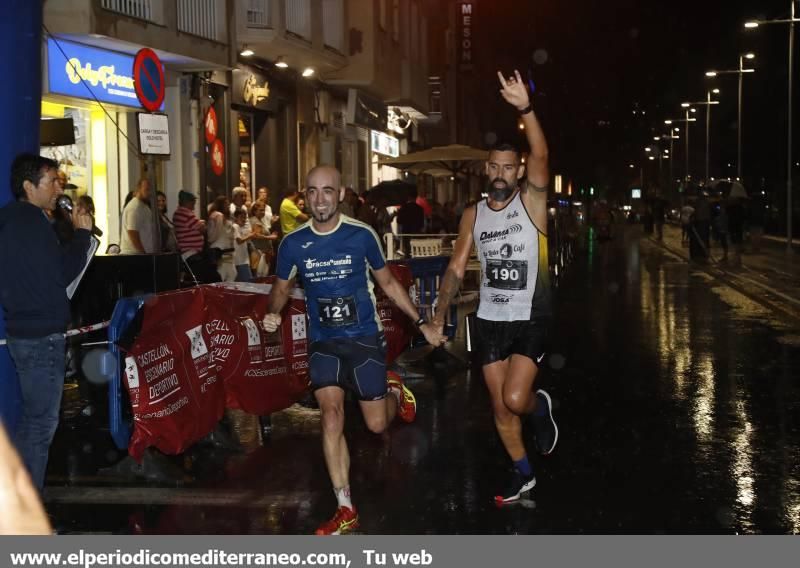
[{"x1": 456, "y1": 0, "x2": 796, "y2": 201}]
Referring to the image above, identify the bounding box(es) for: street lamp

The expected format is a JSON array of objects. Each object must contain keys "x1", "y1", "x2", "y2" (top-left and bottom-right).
[
  {"x1": 665, "y1": 116, "x2": 695, "y2": 188},
  {"x1": 705, "y1": 53, "x2": 755, "y2": 180},
  {"x1": 655, "y1": 131, "x2": 680, "y2": 196},
  {"x1": 683, "y1": 92, "x2": 721, "y2": 182},
  {"x1": 746, "y1": 1, "x2": 799, "y2": 250},
  {"x1": 677, "y1": 106, "x2": 698, "y2": 182}
]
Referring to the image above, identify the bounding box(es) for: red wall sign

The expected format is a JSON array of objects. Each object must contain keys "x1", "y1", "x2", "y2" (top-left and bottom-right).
[
  {"x1": 210, "y1": 139, "x2": 225, "y2": 176},
  {"x1": 204, "y1": 107, "x2": 218, "y2": 144}
]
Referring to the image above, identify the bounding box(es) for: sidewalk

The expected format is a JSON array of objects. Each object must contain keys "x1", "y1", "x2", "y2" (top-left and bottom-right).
[{"x1": 649, "y1": 224, "x2": 800, "y2": 322}]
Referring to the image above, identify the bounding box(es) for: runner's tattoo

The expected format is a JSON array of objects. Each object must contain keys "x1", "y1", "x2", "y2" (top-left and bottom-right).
[{"x1": 434, "y1": 269, "x2": 462, "y2": 323}]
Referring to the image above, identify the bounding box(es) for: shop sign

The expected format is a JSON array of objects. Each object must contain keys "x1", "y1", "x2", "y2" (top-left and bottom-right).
[
  {"x1": 232, "y1": 67, "x2": 278, "y2": 111},
  {"x1": 370, "y1": 131, "x2": 399, "y2": 158},
  {"x1": 457, "y1": 2, "x2": 474, "y2": 71},
  {"x1": 204, "y1": 107, "x2": 218, "y2": 144},
  {"x1": 346, "y1": 89, "x2": 387, "y2": 132},
  {"x1": 210, "y1": 139, "x2": 225, "y2": 176},
  {"x1": 46, "y1": 38, "x2": 162, "y2": 109},
  {"x1": 137, "y1": 113, "x2": 170, "y2": 156}
]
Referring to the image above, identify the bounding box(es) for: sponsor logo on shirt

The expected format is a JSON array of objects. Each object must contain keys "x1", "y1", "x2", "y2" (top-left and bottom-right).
[
  {"x1": 304, "y1": 255, "x2": 352, "y2": 271},
  {"x1": 301, "y1": 241, "x2": 313, "y2": 249},
  {"x1": 490, "y1": 293, "x2": 513, "y2": 304},
  {"x1": 479, "y1": 223, "x2": 523, "y2": 243},
  {"x1": 482, "y1": 242, "x2": 526, "y2": 258}
]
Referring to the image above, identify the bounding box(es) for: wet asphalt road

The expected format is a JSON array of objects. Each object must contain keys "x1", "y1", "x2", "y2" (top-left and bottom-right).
[{"x1": 46, "y1": 226, "x2": 800, "y2": 534}]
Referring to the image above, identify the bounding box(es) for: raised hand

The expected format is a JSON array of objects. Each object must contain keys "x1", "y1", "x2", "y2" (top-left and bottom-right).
[{"x1": 497, "y1": 69, "x2": 530, "y2": 111}]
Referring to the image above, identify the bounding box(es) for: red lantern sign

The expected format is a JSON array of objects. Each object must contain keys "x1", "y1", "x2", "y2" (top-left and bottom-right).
[
  {"x1": 210, "y1": 139, "x2": 225, "y2": 176},
  {"x1": 204, "y1": 107, "x2": 218, "y2": 144}
]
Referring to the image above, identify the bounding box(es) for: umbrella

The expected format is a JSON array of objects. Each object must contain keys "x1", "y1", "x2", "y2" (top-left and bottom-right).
[
  {"x1": 368, "y1": 179, "x2": 416, "y2": 206},
  {"x1": 378, "y1": 144, "x2": 487, "y2": 177},
  {"x1": 729, "y1": 181, "x2": 748, "y2": 199},
  {"x1": 708, "y1": 179, "x2": 748, "y2": 199}
]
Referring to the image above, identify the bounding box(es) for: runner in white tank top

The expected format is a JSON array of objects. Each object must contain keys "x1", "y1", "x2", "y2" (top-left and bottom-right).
[
  {"x1": 430, "y1": 70, "x2": 559, "y2": 504},
  {"x1": 473, "y1": 190, "x2": 552, "y2": 322}
]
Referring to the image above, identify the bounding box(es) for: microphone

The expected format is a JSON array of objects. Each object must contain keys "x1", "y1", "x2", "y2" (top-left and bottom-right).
[{"x1": 57, "y1": 195, "x2": 104, "y2": 237}]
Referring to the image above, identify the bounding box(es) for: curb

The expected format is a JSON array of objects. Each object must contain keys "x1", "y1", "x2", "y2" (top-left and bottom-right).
[{"x1": 646, "y1": 235, "x2": 800, "y2": 325}]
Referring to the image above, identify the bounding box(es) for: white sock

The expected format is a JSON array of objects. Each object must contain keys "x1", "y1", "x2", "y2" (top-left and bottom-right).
[
  {"x1": 389, "y1": 385, "x2": 402, "y2": 404},
  {"x1": 334, "y1": 485, "x2": 353, "y2": 510}
]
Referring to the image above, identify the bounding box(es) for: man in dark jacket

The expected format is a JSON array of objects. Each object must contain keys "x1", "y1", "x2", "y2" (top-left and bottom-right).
[{"x1": 0, "y1": 154, "x2": 93, "y2": 491}]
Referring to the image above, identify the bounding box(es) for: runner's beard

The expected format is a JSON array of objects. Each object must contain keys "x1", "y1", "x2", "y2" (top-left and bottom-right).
[
  {"x1": 312, "y1": 204, "x2": 338, "y2": 223},
  {"x1": 488, "y1": 178, "x2": 514, "y2": 202}
]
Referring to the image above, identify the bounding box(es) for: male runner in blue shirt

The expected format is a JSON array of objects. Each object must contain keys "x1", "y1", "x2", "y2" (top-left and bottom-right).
[{"x1": 263, "y1": 165, "x2": 440, "y2": 535}]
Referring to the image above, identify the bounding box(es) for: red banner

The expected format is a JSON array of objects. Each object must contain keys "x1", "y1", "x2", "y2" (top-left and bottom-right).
[
  {"x1": 376, "y1": 263, "x2": 415, "y2": 364},
  {"x1": 203, "y1": 287, "x2": 309, "y2": 415},
  {"x1": 120, "y1": 270, "x2": 413, "y2": 460},
  {"x1": 123, "y1": 289, "x2": 225, "y2": 461}
]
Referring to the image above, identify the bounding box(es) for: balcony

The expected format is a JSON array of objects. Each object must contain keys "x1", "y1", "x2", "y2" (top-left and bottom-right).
[
  {"x1": 237, "y1": 0, "x2": 345, "y2": 74},
  {"x1": 286, "y1": 0, "x2": 310, "y2": 39},
  {"x1": 325, "y1": 0, "x2": 428, "y2": 114},
  {"x1": 100, "y1": 0, "x2": 163, "y2": 24},
  {"x1": 246, "y1": 0, "x2": 272, "y2": 28},
  {"x1": 45, "y1": 0, "x2": 234, "y2": 70},
  {"x1": 177, "y1": 0, "x2": 225, "y2": 42}
]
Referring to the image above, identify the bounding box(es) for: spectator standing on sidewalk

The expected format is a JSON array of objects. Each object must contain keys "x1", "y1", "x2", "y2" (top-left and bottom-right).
[
  {"x1": 279, "y1": 187, "x2": 309, "y2": 236},
  {"x1": 748, "y1": 192, "x2": 766, "y2": 252},
  {"x1": 712, "y1": 199, "x2": 729, "y2": 262},
  {"x1": 726, "y1": 195, "x2": 745, "y2": 267},
  {"x1": 120, "y1": 179, "x2": 156, "y2": 254},
  {"x1": 651, "y1": 191, "x2": 666, "y2": 241},
  {"x1": 691, "y1": 191, "x2": 712, "y2": 261},
  {"x1": 680, "y1": 201, "x2": 695, "y2": 245}
]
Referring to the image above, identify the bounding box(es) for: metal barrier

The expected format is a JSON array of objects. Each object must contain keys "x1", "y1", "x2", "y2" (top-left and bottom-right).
[
  {"x1": 402, "y1": 256, "x2": 457, "y2": 341},
  {"x1": 108, "y1": 297, "x2": 145, "y2": 450}
]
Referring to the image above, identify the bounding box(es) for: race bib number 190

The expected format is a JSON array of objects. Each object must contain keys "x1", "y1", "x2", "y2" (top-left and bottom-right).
[
  {"x1": 318, "y1": 296, "x2": 357, "y2": 328},
  {"x1": 486, "y1": 259, "x2": 527, "y2": 290}
]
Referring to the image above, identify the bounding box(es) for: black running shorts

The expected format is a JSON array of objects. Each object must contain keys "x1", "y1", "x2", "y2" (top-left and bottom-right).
[
  {"x1": 475, "y1": 317, "x2": 550, "y2": 367},
  {"x1": 308, "y1": 332, "x2": 388, "y2": 401}
]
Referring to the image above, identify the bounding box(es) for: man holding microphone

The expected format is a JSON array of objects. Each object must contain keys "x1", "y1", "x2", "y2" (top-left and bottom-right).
[{"x1": 0, "y1": 153, "x2": 93, "y2": 491}]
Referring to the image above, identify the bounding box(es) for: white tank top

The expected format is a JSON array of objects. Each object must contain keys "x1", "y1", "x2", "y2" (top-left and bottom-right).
[{"x1": 473, "y1": 192, "x2": 551, "y2": 321}]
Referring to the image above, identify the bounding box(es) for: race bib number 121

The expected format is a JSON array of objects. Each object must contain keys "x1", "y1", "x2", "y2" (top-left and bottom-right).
[{"x1": 318, "y1": 296, "x2": 358, "y2": 328}]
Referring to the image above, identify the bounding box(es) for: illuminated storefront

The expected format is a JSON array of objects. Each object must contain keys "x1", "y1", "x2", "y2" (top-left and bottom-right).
[{"x1": 42, "y1": 37, "x2": 164, "y2": 251}]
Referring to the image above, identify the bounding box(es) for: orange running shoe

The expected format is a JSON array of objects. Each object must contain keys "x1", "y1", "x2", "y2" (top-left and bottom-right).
[
  {"x1": 314, "y1": 506, "x2": 359, "y2": 535},
  {"x1": 387, "y1": 371, "x2": 416, "y2": 423}
]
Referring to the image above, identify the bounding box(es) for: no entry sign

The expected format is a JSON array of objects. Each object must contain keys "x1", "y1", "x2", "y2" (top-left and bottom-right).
[{"x1": 133, "y1": 48, "x2": 165, "y2": 112}]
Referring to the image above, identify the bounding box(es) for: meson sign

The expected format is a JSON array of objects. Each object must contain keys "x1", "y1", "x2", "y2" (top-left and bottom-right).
[{"x1": 458, "y1": 3, "x2": 474, "y2": 70}]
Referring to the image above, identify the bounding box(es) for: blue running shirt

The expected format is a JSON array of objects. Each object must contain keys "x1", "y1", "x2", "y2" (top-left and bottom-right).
[{"x1": 276, "y1": 215, "x2": 387, "y2": 342}]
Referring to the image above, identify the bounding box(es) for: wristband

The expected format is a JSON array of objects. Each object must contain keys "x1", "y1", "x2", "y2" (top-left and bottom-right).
[
  {"x1": 414, "y1": 317, "x2": 426, "y2": 328},
  {"x1": 518, "y1": 104, "x2": 533, "y2": 115}
]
